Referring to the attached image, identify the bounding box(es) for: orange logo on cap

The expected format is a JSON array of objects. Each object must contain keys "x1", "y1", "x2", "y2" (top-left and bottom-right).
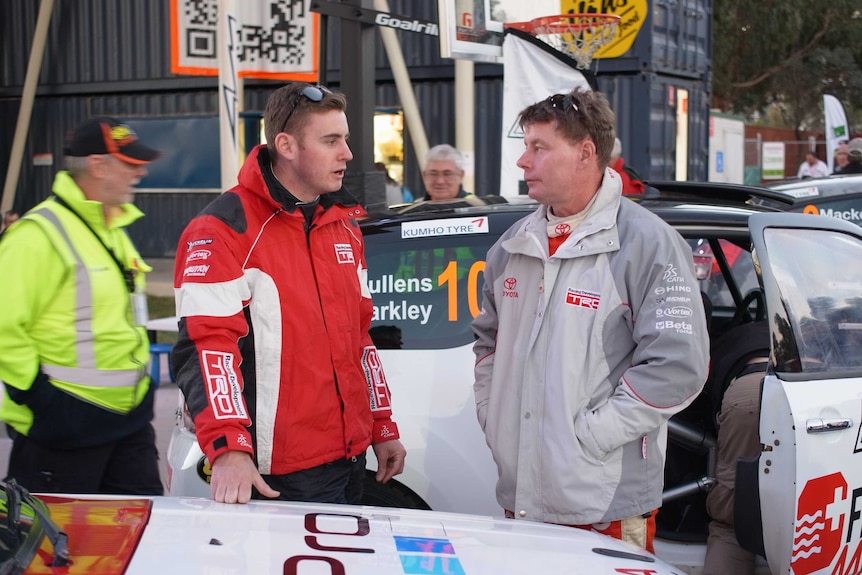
[{"x1": 803, "y1": 204, "x2": 820, "y2": 215}]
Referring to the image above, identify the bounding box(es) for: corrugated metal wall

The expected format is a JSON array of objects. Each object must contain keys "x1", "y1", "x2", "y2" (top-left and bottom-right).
[
  {"x1": 593, "y1": 0, "x2": 712, "y2": 79},
  {"x1": 1, "y1": 0, "x2": 173, "y2": 86},
  {"x1": 1, "y1": 0, "x2": 711, "y2": 256},
  {"x1": 600, "y1": 73, "x2": 710, "y2": 181}
]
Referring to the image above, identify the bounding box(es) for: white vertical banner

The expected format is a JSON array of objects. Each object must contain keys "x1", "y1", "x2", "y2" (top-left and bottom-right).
[
  {"x1": 824, "y1": 94, "x2": 849, "y2": 173},
  {"x1": 500, "y1": 33, "x2": 590, "y2": 197},
  {"x1": 218, "y1": 0, "x2": 240, "y2": 191}
]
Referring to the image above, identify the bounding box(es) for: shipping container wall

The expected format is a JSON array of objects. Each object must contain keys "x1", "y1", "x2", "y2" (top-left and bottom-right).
[
  {"x1": 1, "y1": 0, "x2": 710, "y2": 255},
  {"x1": 0, "y1": 90, "x2": 224, "y2": 214},
  {"x1": 593, "y1": 0, "x2": 711, "y2": 80},
  {"x1": 598, "y1": 72, "x2": 710, "y2": 181},
  {"x1": 129, "y1": 192, "x2": 220, "y2": 258},
  {"x1": 1, "y1": 0, "x2": 173, "y2": 87},
  {"x1": 374, "y1": 76, "x2": 504, "y2": 200}
]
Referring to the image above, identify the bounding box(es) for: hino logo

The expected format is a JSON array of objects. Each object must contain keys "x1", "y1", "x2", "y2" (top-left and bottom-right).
[
  {"x1": 665, "y1": 285, "x2": 691, "y2": 293},
  {"x1": 375, "y1": 13, "x2": 439, "y2": 36}
]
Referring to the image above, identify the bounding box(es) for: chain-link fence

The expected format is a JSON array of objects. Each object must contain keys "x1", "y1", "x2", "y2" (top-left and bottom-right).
[{"x1": 744, "y1": 137, "x2": 834, "y2": 186}]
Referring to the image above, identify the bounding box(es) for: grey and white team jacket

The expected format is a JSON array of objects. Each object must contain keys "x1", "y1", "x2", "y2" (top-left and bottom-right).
[{"x1": 472, "y1": 169, "x2": 710, "y2": 525}]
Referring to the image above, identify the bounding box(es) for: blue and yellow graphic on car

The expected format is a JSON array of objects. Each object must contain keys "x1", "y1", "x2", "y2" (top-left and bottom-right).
[{"x1": 395, "y1": 536, "x2": 465, "y2": 575}]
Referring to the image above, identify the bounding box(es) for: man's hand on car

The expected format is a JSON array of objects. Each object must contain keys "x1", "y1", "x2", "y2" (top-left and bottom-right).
[
  {"x1": 372, "y1": 439, "x2": 407, "y2": 483},
  {"x1": 210, "y1": 450, "x2": 280, "y2": 503}
]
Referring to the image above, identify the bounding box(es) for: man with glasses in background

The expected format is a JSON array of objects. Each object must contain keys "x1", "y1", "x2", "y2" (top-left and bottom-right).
[
  {"x1": 172, "y1": 82, "x2": 406, "y2": 505},
  {"x1": 419, "y1": 144, "x2": 472, "y2": 201},
  {"x1": 472, "y1": 87, "x2": 709, "y2": 551}
]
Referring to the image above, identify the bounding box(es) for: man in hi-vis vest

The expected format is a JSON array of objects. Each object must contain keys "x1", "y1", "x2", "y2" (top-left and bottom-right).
[{"x1": 0, "y1": 117, "x2": 164, "y2": 495}]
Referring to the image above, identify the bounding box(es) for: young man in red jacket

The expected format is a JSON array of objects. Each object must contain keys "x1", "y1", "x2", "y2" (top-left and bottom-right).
[{"x1": 172, "y1": 83, "x2": 406, "y2": 504}]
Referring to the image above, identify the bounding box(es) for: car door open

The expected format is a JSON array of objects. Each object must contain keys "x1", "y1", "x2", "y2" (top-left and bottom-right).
[{"x1": 745, "y1": 212, "x2": 862, "y2": 575}]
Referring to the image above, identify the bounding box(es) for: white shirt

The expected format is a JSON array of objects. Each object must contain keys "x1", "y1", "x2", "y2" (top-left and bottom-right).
[{"x1": 798, "y1": 159, "x2": 830, "y2": 179}]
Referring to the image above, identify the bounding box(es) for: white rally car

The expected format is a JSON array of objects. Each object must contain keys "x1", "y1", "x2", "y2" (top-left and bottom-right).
[
  {"x1": 168, "y1": 183, "x2": 862, "y2": 575},
  {"x1": 0, "y1": 480, "x2": 681, "y2": 574}
]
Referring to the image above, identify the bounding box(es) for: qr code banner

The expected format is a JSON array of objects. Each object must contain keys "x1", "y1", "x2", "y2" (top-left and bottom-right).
[{"x1": 171, "y1": 0, "x2": 319, "y2": 80}]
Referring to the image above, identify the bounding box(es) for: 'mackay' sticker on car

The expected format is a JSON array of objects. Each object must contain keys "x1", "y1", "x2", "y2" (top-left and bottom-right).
[{"x1": 401, "y1": 217, "x2": 489, "y2": 239}]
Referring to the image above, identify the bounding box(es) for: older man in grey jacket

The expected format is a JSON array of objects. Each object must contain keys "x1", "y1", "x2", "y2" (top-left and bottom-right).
[{"x1": 472, "y1": 87, "x2": 709, "y2": 553}]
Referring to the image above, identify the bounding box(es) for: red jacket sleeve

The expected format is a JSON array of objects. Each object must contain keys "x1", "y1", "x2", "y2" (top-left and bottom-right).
[
  {"x1": 173, "y1": 220, "x2": 255, "y2": 464},
  {"x1": 356, "y1": 244, "x2": 400, "y2": 444}
]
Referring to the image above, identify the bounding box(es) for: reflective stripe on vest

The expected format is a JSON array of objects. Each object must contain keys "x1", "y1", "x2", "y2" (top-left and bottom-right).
[{"x1": 32, "y1": 207, "x2": 141, "y2": 389}]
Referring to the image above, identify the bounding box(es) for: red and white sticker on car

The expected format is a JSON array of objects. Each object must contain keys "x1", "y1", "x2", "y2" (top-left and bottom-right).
[{"x1": 792, "y1": 472, "x2": 849, "y2": 574}]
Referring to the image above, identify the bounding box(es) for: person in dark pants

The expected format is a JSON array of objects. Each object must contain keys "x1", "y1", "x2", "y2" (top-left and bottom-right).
[
  {"x1": 0, "y1": 118, "x2": 164, "y2": 495},
  {"x1": 172, "y1": 83, "x2": 406, "y2": 505}
]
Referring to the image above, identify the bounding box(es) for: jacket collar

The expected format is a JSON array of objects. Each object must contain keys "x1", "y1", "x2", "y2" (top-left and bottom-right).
[
  {"x1": 52, "y1": 171, "x2": 144, "y2": 230},
  {"x1": 241, "y1": 145, "x2": 362, "y2": 214},
  {"x1": 505, "y1": 168, "x2": 623, "y2": 259}
]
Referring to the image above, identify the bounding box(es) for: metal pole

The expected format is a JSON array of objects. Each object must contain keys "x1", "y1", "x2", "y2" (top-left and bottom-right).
[
  {"x1": 372, "y1": 0, "x2": 429, "y2": 170},
  {"x1": 217, "y1": 0, "x2": 241, "y2": 191},
  {"x1": 455, "y1": 59, "x2": 475, "y2": 194},
  {"x1": 340, "y1": 0, "x2": 386, "y2": 211},
  {"x1": 1, "y1": 0, "x2": 56, "y2": 214}
]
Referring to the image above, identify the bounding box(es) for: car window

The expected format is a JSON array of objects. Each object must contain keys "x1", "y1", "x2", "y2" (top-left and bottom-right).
[
  {"x1": 763, "y1": 227, "x2": 862, "y2": 373},
  {"x1": 689, "y1": 238, "x2": 759, "y2": 308},
  {"x1": 365, "y1": 232, "x2": 495, "y2": 350}
]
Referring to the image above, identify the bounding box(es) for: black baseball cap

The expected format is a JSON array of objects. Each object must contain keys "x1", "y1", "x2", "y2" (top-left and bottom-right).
[{"x1": 65, "y1": 117, "x2": 161, "y2": 164}]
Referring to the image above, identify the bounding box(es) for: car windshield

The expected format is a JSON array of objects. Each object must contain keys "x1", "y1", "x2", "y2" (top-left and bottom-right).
[{"x1": 763, "y1": 227, "x2": 862, "y2": 374}]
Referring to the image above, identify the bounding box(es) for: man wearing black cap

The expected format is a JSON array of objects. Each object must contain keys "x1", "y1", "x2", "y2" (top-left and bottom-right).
[
  {"x1": 0, "y1": 117, "x2": 165, "y2": 495},
  {"x1": 842, "y1": 138, "x2": 862, "y2": 174}
]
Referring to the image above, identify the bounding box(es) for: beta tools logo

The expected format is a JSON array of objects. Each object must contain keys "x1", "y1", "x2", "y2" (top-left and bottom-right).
[
  {"x1": 792, "y1": 472, "x2": 847, "y2": 575},
  {"x1": 334, "y1": 243, "x2": 355, "y2": 264},
  {"x1": 566, "y1": 288, "x2": 601, "y2": 310}
]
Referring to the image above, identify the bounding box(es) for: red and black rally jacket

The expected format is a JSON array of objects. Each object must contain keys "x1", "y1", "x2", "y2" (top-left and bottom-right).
[{"x1": 172, "y1": 145, "x2": 399, "y2": 475}]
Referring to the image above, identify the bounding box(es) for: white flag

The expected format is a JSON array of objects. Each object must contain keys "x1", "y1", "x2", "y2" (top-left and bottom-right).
[
  {"x1": 500, "y1": 33, "x2": 590, "y2": 197},
  {"x1": 824, "y1": 94, "x2": 849, "y2": 173}
]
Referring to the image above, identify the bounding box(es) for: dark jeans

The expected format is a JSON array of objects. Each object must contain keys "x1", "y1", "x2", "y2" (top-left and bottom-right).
[
  {"x1": 6, "y1": 423, "x2": 164, "y2": 496},
  {"x1": 260, "y1": 453, "x2": 366, "y2": 504}
]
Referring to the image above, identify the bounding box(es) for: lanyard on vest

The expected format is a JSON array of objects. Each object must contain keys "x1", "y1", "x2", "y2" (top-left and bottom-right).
[{"x1": 52, "y1": 196, "x2": 135, "y2": 293}]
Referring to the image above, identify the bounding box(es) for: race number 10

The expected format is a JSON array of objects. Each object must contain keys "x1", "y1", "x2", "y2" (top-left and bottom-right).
[{"x1": 438, "y1": 260, "x2": 486, "y2": 321}]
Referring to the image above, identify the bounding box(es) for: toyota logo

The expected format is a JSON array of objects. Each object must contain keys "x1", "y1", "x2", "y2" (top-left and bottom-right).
[
  {"x1": 555, "y1": 223, "x2": 571, "y2": 235},
  {"x1": 504, "y1": 277, "x2": 517, "y2": 290}
]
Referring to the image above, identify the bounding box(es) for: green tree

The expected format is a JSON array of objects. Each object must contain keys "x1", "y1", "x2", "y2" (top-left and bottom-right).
[{"x1": 713, "y1": 0, "x2": 862, "y2": 131}]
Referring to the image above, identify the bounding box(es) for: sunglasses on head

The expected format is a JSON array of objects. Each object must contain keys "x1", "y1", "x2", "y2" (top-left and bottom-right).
[
  {"x1": 282, "y1": 85, "x2": 332, "y2": 131},
  {"x1": 547, "y1": 93, "x2": 583, "y2": 117}
]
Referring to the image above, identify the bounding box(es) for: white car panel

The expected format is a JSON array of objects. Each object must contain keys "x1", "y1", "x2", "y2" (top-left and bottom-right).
[
  {"x1": 749, "y1": 212, "x2": 862, "y2": 574},
  {"x1": 122, "y1": 497, "x2": 680, "y2": 574},
  {"x1": 166, "y1": 201, "x2": 862, "y2": 575}
]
